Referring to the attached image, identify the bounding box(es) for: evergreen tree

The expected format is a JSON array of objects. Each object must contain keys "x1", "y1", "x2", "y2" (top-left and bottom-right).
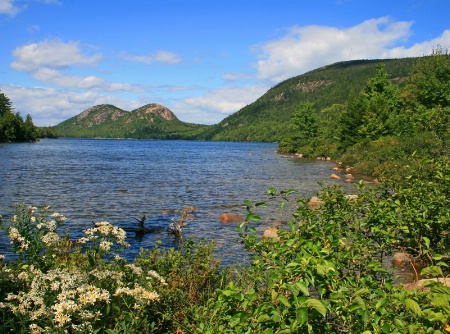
[
  {"x1": 0, "y1": 90, "x2": 38, "y2": 142},
  {"x1": 400, "y1": 46, "x2": 450, "y2": 152},
  {"x1": 292, "y1": 102, "x2": 319, "y2": 146},
  {"x1": 339, "y1": 65, "x2": 402, "y2": 149},
  {"x1": 24, "y1": 114, "x2": 38, "y2": 141},
  {"x1": 403, "y1": 46, "x2": 450, "y2": 109},
  {"x1": 0, "y1": 90, "x2": 13, "y2": 117}
]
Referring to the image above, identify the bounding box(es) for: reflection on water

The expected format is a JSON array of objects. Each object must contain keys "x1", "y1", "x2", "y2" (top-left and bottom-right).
[{"x1": 0, "y1": 139, "x2": 355, "y2": 264}]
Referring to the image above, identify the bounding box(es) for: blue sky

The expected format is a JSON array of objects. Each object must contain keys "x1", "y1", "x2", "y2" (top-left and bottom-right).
[{"x1": 1, "y1": 0, "x2": 449, "y2": 126}]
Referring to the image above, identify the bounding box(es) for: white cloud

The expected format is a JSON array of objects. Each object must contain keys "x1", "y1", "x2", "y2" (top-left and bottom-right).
[
  {"x1": 0, "y1": 0, "x2": 22, "y2": 16},
  {"x1": 119, "y1": 50, "x2": 182, "y2": 64},
  {"x1": 222, "y1": 72, "x2": 252, "y2": 81},
  {"x1": 11, "y1": 39, "x2": 102, "y2": 72},
  {"x1": 0, "y1": 85, "x2": 142, "y2": 126},
  {"x1": 10, "y1": 39, "x2": 144, "y2": 92},
  {"x1": 172, "y1": 85, "x2": 268, "y2": 124},
  {"x1": 382, "y1": 30, "x2": 450, "y2": 58},
  {"x1": 30, "y1": 67, "x2": 144, "y2": 92},
  {"x1": 0, "y1": 0, "x2": 59, "y2": 16},
  {"x1": 254, "y1": 17, "x2": 424, "y2": 83}
]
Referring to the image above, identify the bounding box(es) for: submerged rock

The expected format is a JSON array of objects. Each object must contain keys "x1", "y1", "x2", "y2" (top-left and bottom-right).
[{"x1": 219, "y1": 213, "x2": 244, "y2": 223}]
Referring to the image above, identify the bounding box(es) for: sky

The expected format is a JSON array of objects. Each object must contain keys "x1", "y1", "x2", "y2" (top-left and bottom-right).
[{"x1": 1, "y1": 0, "x2": 449, "y2": 126}]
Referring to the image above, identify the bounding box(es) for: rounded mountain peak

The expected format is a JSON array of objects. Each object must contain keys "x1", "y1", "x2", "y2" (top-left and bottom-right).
[{"x1": 133, "y1": 104, "x2": 177, "y2": 121}]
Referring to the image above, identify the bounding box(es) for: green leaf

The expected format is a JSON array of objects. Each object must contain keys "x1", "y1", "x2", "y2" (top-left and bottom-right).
[
  {"x1": 430, "y1": 295, "x2": 450, "y2": 307},
  {"x1": 257, "y1": 314, "x2": 271, "y2": 322},
  {"x1": 286, "y1": 262, "x2": 300, "y2": 268},
  {"x1": 405, "y1": 298, "x2": 421, "y2": 315},
  {"x1": 296, "y1": 282, "x2": 310, "y2": 296},
  {"x1": 375, "y1": 297, "x2": 388, "y2": 310},
  {"x1": 277, "y1": 294, "x2": 291, "y2": 308},
  {"x1": 354, "y1": 296, "x2": 367, "y2": 311},
  {"x1": 296, "y1": 308, "x2": 308, "y2": 325},
  {"x1": 267, "y1": 187, "x2": 277, "y2": 196},
  {"x1": 422, "y1": 236, "x2": 430, "y2": 249},
  {"x1": 421, "y1": 265, "x2": 443, "y2": 277},
  {"x1": 245, "y1": 212, "x2": 261, "y2": 222},
  {"x1": 222, "y1": 290, "x2": 234, "y2": 297},
  {"x1": 354, "y1": 288, "x2": 370, "y2": 297},
  {"x1": 304, "y1": 299, "x2": 327, "y2": 317}
]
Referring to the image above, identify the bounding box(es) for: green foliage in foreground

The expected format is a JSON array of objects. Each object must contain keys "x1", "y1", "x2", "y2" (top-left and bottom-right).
[{"x1": 1, "y1": 156, "x2": 450, "y2": 333}]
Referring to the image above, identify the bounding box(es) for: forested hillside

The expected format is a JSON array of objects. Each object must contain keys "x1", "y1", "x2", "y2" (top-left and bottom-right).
[
  {"x1": 277, "y1": 48, "x2": 450, "y2": 176},
  {"x1": 203, "y1": 57, "x2": 418, "y2": 142}
]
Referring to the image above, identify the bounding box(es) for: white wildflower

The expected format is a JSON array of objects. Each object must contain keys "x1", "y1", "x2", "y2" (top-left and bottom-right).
[
  {"x1": 126, "y1": 264, "x2": 144, "y2": 276},
  {"x1": 45, "y1": 220, "x2": 57, "y2": 231},
  {"x1": 29, "y1": 323, "x2": 44, "y2": 334},
  {"x1": 99, "y1": 240, "x2": 112, "y2": 252},
  {"x1": 17, "y1": 272, "x2": 28, "y2": 281},
  {"x1": 8, "y1": 227, "x2": 20, "y2": 241},
  {"x1": 41, "y1": 232, "x2": 60, "y2": 245},
  {"x1": 51, "y1": 212, "x2": 66, "y2": 221},
  {"x1": 19, "y1": 240, "x2": 30, "y2": 251},
  {"x1": 114, "y1": 285, "x2": 159, "y2": 302},
  {"x1": 147, "y1": 270, "x2": 168, "y2": 286}
]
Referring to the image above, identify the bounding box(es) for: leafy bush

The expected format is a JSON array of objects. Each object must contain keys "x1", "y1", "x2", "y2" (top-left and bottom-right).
[
  {"x1": 0, "y1": 205, "x2": 227, "y2": 333},
  {"x1": 193, "y1": 165, "x2": 450, "y2": 333}
]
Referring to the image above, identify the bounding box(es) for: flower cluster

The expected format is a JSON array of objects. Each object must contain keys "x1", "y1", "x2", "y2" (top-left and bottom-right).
[
  {"x1": 114, "y1": 285, "x2": 160, "y2": 303},
  {"x1": 0, "y1": 205, "x2": 167, "y2": 332},
  {"x1": 78, "y1": 221, "x2": 129, "y2": 254},
  {"x1": 147, "y1": 269, "x2": 168, "y2": 286},
  {"x1": 3, "y1": 205, "x2": 66, "y2": 261}
]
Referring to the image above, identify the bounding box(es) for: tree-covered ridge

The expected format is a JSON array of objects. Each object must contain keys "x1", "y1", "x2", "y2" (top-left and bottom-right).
[
  {"x1": 203, "y1": 57, "x2": 418, "y2": 142},
  {"x1": 54, "y1": 103, "x2": 209, "y2": 140}
]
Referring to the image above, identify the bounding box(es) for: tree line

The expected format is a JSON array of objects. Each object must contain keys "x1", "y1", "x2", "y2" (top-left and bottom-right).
[{"x1": 0, "y1": 90, "x2": 57, "y2": 142}]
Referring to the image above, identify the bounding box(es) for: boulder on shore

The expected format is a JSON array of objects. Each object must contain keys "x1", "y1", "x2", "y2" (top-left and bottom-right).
[
  {"x1": 403, "y1": 278, "x2": 450, "y2": 291},
  {"x1": 392, "y1": 252, "x2": 409, "y2": 268},
  {"x1": 330, "y1": 173, "x2": 341, "y2": 180},
  {"x1": 308, "y1": 196, "x2": 324, "y2": 208}
]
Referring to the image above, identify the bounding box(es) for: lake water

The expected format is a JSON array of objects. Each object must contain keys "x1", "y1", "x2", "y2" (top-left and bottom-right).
[{"x1": 0, "y1": 139, "x2": 353, "y2": 264}]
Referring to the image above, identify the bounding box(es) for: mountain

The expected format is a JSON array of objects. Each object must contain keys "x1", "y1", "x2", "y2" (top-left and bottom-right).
[
  {"x1": 54, "y1": 103, "x2": 209, "y2": 139},
  {"x1": 55, "y1": 57, "x2": 419, "y2": 141},
  {"x1": 202, "y1": 57, "x2": 419, "y2": 142}
]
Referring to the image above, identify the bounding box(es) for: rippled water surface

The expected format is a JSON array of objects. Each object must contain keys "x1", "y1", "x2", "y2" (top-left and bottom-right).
[{"x1": 0, "y1": 139, "x2": 352, "y2": 263}]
